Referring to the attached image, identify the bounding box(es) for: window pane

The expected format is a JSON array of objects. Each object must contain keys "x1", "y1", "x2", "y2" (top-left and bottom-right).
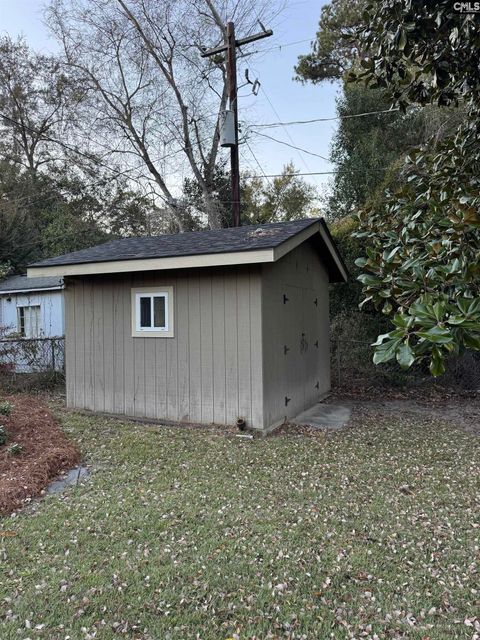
[
  {"x1": 153, "y1": 296, "x2": 166, "y2": 328},
  {"x1": 31, "y1": 307, "x2": 40, "y2": 337},
  {"x1": 140, "y1": 297, "x2": 151, "y2": 328},
  {"x1": 18, "y1": 307, "x2": 25, "y2": 336}
]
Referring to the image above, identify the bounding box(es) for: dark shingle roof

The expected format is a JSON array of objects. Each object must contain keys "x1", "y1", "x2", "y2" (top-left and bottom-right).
[
  {"x1": 0, "y1": 275, "x2": 64, "y2": 293},
  {"x1": 29, "y1": 219, "x2": 320, "y2": 268}
]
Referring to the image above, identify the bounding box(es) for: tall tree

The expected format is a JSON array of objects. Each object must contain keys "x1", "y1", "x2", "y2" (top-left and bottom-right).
[
  {"x1": 0, "y1": 36, "x2": 193, "y2": 271},
  {"x1": 241, "y1": 163, "x2": 318, "y2": 225},
  {"x1": 47, "y1": 0, "x2": 283, "y2": 230},
  {"x1": 294, "y1": 0, "x2": 365, "y2": 83},
  {"x1": 0, "y1": 158, "x2": 159, "y2": 272},
  {"x1": 327, "y1": 85, "x2": 463, "y2": 219},
  {"x1": 295, "y1": 0, "x2": 462, "y2": 221},
  {"x1": 182, "y1": 162, "x2": 317, "y2": 226},
  {"x1": 0, "y1": 36, "x2": 78, "y2": 177}
]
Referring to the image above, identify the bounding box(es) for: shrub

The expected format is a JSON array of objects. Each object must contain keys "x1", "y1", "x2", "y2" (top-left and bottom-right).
[
  {"x1": 6, "y1": 442, "x2": 23, "y2": 456},
  {"x1": 0, "y1": 425, "x2": 7, "y2": 446},
  {"x1": 0, "y1": 400, "x2": 12, "y2": 416}
]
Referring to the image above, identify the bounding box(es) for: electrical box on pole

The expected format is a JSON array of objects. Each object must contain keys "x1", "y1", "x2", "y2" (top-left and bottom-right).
[{"x1": 219, "y1": 110, "x2": 236, "y2": 147}]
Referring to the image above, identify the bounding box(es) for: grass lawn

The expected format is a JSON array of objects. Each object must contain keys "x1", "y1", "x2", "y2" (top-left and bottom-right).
[{"x1": 0, "y1": 406, "x2": 479, "y2": 640}]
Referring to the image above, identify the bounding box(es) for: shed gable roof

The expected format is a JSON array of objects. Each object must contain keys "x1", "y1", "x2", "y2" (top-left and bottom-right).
[{"x1": 27, "y1": 218, "x2": 347, "y2": 282}]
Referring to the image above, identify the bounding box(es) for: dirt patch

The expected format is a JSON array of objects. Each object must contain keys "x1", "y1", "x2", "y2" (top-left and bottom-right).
[
  {"x1": 327, "y1": 387, "x2": 480, "y2": 435},
  {"x1": 0, "y1": 394, "x2": 80, "y2": 514}
]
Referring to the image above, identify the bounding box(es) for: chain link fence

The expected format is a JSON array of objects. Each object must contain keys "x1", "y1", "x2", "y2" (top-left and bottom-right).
[
  {"x1": 1, "y1": 335, "x2": 478, "y2": 394},
  {"x1": 331, "y1": 338, "x2": 480, "y2": 391},
  {"x1": 0, "y1": 337, "x2": 65, "y2": 391}
]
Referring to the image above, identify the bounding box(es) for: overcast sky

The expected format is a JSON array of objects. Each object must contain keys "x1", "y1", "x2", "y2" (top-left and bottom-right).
[{"x1": 0, "y1": 0, "x2": 339, "y2": 199}]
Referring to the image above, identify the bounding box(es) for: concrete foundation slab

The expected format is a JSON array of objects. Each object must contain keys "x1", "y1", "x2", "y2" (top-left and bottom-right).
[{"x1": 292, "y1": 403, "x2": 351, "y2": 430}]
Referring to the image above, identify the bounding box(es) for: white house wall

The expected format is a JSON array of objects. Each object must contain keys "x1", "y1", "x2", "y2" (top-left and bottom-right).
[
  {"x1": 0, "y1": 290, "x2": 64, "y2": 337},
  {"x1": 0, "y1": 290, "x2": 65, "y2": 372}
]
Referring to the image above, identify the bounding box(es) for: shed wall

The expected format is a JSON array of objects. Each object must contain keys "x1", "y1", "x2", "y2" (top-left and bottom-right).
[
  {"x1": 64, "y1": 266, "x2": 264, "y2": 429},
  {"x1": 261, "y1": 241, "x2": 330, "y2": 429}
]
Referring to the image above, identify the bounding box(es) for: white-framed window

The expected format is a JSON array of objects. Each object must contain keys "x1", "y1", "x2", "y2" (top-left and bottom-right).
[
  {"x1": 131, "y1": 286, "x2": 174, "y2": 338},
  {"x1": 17, "y1": 305, "x2": 42, "y2": 338}
]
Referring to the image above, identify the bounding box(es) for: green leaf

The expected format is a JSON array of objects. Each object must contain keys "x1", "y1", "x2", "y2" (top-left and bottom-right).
[
  {"x1": 429, "y1": 347, "x2": 446, "y2": 377},
  {"x1": 396, "y1": 342, "x2": 415, "y2": 369},
  {"x1": 416, "y1": 325, "x2": 453, "y2": 344},
  {"x1": 432, "y1": 301, "x2": 446, "y2": 322},
  {"x1": 354, "y1": 257, "x2": 368, "y2": 268},
  {"x1": 357, "y1": 274, "x2": 381, "y2": 286},
  {"x1": 371, "y1": 333, "x2": 392, "y2": 347},
  {"x1": 358, "y1": 296, "x2": 373, "y2": 309},
  {"x1": 463, "y1": 333, "x2": 480, "y2": 351},
  {"x1": 392, "y1": 312, "x2": 414, "y2": 329},
  {"x1": 373, "y1": 338, "x2": 400, "y2": 364}
]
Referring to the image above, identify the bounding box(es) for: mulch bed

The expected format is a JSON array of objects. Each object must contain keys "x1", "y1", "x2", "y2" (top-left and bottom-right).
[{"x1": 0, "y1": 394, "x2": 80, "y2": 515}]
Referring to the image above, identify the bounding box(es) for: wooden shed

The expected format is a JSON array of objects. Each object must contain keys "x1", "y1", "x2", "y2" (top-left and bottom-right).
[{"x1": 28, "y1": 218, "x2": 347, "y2": 432}]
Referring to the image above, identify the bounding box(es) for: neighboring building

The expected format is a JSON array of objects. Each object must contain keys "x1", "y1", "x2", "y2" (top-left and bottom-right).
[
  {"x1": 0, "y1": 275, "x2": 65, "y2": 372},
  {"x1": 28, "y1": 219, "x2": 347, "y2": 432}
]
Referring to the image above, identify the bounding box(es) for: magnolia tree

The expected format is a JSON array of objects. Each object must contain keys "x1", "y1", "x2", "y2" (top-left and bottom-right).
[{"x1": 351, "y1": 0, "x2": 480, "y2": 375}]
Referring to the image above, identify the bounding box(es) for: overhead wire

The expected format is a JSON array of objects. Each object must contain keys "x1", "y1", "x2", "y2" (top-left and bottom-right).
[
  {"x1": 250, "y1": 168, "x2": 390, "y2": 178},
  {"x1": 249, "y1": 130, "x2": 330, "y2": 161},
  {"x1": 242, "y1": 36, "x2": 314, "y2": 58},
  {"x1": 254, "y1": 81, "x2": 313, "y2": 173},
  {"x1": 250, "y1": 108, "x2": 402, "y2": 129},
  {"x1": 243, "y1": 138, "x2": 272, "y2": 185}
]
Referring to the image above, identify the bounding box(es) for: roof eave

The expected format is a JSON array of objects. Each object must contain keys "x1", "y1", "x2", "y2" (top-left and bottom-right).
[
  {"x1": 26, "y1": 247, "x2": 277, "y2": 278},
  {"x1": 318, "y1": 220, "x2": 349, "y2": 283},
  {"x1": 0, "y1": 285, "x2": 65, "y2": 295},
  {"x1": 26, "y1": 220, "x2": 348, "y2": 282}
]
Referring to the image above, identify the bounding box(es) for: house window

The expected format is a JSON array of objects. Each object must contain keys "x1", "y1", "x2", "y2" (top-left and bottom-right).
[
  {"x1": 17, "y1": 305, "x2": 41, "y2": 338},
  {"x1": 131, "y1": 287, "x2": 174, "y2": 338}
]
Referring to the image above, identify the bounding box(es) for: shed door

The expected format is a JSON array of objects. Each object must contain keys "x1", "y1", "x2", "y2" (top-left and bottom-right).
[
  {"x1": 283, "y1": 285, "x2": 306, "y2": 417},
  {"x1": 302, "y1": 286, "x2": 320, "y2": 408},
  {"x1": 282, "y1": 285, "x2": 321, "y2": 416}
]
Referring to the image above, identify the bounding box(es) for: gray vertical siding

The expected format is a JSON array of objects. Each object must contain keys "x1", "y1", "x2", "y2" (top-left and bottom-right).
[
  {"x1": 261, "y1": 241, "x2": 331, "y2": 430},
  {"x1": 64, "y1": 242, "x2": 332, "y2": 433},
  {"x1": 64, "y1": 265, "x2": 265, "y2": 430}
]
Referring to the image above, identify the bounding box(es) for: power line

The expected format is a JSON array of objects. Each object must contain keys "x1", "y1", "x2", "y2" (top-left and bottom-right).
[
  {"x1": 250, "y1": 130, "x2": 330, "y2": 162},
  {"x1": 255, "y1": 81, "x2": 313, "y2": 173},
  {"x1": 251, "y1": 168, "x2": 389, "y2": 178},
  {"x1": 243, "y1": 37, "x2": 314, "y2": 58},
  {"x1": 251, "y1": 108, "x2": 402, "y2": 129},
  {"x1": 244, "y1": 138, "x2": 272, "y2": 185}
]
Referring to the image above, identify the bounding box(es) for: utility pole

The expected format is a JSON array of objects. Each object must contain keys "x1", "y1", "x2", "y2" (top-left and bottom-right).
[
  {"x1": 202, "y1": 22, "x2": 272, "y2": 227},
  {"x1": 226, "y1": 22, "x2": 240, "y2": 227}
]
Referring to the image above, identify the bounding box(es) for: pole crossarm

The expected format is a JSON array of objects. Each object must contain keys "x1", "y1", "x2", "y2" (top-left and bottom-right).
[{"x1": 201, "y1": 30, "x2": 273, "y2": 58}]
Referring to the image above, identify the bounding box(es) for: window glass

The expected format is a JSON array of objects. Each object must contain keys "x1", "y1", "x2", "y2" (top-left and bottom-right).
[
  {"x1": 139, "y1": 297, "x2": 151, "y2": 328},
  {"x1": 18, "y1": 307, "x2": 25, "y2": 335},
  {"x1": 153, "y1": 296, "x2": 166, "y2": 328},
  {"x1": 17, "y1": 306, "x2": 41, "y2": 338}
]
